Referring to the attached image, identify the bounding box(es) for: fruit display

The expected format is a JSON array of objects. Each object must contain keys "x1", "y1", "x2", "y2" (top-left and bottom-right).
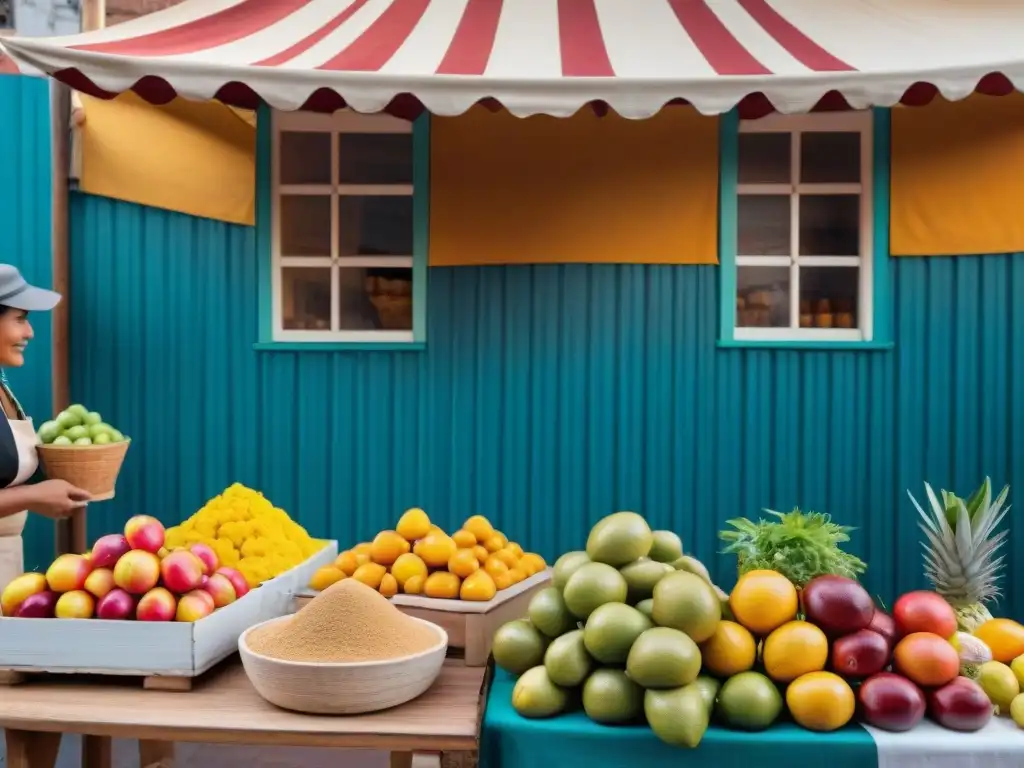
[
  {"x1": 306, "y1": 509, "x2": 547, "y2": 602},
  {"x1": 1, "y1": 514, "x2": 251, "y2": 621},
  {"x1": 164, "y1": 483, "x2": 326, "y2": 587},
  {"x1": 36, "y1": 403, "x2": 128, "y2": 446},
  {"x1": 491, "y1": 505, "x2": 1024, "y2": 748}
]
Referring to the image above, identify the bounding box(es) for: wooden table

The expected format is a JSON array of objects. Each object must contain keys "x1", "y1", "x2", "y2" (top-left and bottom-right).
[{"x1": 0, "y1": 659, "x2": 487, "y2": 768}]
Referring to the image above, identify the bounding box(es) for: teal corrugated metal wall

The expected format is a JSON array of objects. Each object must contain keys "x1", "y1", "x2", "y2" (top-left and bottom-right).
[
  {"x1": 62, "y1": 192, "x2": 1024, "y2": 615},
  {"x1": 0, "y1": 76, "x2": 54, "y2": 571}
]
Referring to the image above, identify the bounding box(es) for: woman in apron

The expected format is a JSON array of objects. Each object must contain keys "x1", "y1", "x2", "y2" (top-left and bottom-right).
[{"x1": 0, "y1": 265, "x2": 91, "y2": 594}]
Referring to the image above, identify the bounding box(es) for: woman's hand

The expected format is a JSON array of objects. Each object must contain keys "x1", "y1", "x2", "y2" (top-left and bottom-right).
[{"x1": 28, "y1": 479, "x2": 91, "y2": 518}]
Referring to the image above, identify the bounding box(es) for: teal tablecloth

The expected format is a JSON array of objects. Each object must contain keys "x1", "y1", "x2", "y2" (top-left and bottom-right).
[{"x1": 482, "y1": 669, "x2": 877, "y2": 768}]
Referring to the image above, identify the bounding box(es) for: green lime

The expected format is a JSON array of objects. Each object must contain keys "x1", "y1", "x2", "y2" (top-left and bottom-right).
[
  {"x1": 552, "y1": 551, "x2": 591, "y2": 591},
  {"x1": 648, "y1": 530, "x2": 683, "y2": 562},
  {"x1": 562, "y1": 562, "x2": 628, "y2": 619},
  {"x1": 583, "y1": 602, "x2": 651, "y2": 664},
  {"x1": 492, "y1": 620, "x2": 548, "y2": 675},
  {"x1": 528, "y1": 587, "x2": 576, "y2": 638},
  {"x1": 586, "y1": 512, "x2": 653, "y2": 567},
  {"x1": 511, "y1": 666, "x2": 569, "y2": 718},
  {"x1": 626, "y1": 627, "x2": 701, "y2": 689},
  {"x1": 583, "y1": 669, "x2": 643, "y2": 724},
  {"x1": 716, "y1": 671, "x2": 783, "y2": 731},
  {"x1": 543, "y1": 629, "x2": 592, "y2": 687}
]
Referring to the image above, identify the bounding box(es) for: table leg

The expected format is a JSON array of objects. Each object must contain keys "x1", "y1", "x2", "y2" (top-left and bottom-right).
[
  {"x1": 390, "y1": 752, "x2": 414, "y2": 768},
  {"x1": 82, "y1": 735, "x2": 112, "y2": 768},
  {"x1": 4, "y1": 729, "x2": 61, "y2": 768},
  {"x1": 139, "y1": 739, "x2": 175, "y2": 768}
]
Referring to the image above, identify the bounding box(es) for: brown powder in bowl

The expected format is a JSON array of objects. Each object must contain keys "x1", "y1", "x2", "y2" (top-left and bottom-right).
[{"x1": 246, "y1": 579, "x2": 441, "y2": 662}]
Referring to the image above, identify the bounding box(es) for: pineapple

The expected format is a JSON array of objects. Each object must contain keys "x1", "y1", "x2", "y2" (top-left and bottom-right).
[{"x1": 907, "y1": 477, "x2": 1011, "y2": 632}]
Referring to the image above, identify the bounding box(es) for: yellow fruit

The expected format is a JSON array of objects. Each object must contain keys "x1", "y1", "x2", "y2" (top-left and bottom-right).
[
  {"x1": 461, "y1": 570, "x2": 497, "y2": 602},
  {"x1": 428, "y1": 524, "x2": 447, "y2": 535},
  {"x1": 484, "y1": 532, "x2": 508, "y2": 553},
  {"x1": 404, "y1": 574, "x2": 426, "y2": 595},
  {"x1": 352, "y1": 562, "x2": 387, "y2": 589},
  {"x1": 506, "y1": 542, "x2": 524, "y2": 558},
  {"x1": 463, "y1": 515, "x2": 494, "y2": 542},
  {"x1": 353, "y1": 542, "x2": 372, "y2": 557},
  {"x1": 493, "y1": 548, "x2": 519, "y2": 568},
  {"x1": 425, "y1": 571, "x2": 461, "y2": 599},
  {"x1": 700, "y1": 620, "x2": 757, "y2": 677},
  {"x1": 518, "y1": 553, "x2": 546, "y2": 575},
  {"x1": 391, "y1": 552, "x2": 428, "y2": 587},
  {"x1": 494, "y1": 571, "x2": 514, "y2": 590},
  {"x1": 507, "y1": 567, "x2": 527, "y2": 584},
  {"x1": 370, "y1": 530, "x2": 411, "y2": 566},
  {"x1": 729, "y1": 570, "x2": 799, "y2": 635},
  {"x1": 452, "y1": 529, "x2": 477, "y2": 548},
  {"x1": 786, "y1": 671, "x2": 855, "y2": 732},
  {"x1": 975, "y1": 619, "x2": 1024, "y2": 664},
  {"x1": 448, "y1": 549, "x2": 481, "y2": 578},
  {"x1": 353, "y1": 552, "x2": 371, "y2": 567},
  {"x1": 379, "y1": 573, "x2": 399, "y2": 598},
  {"x1": 472, "y1": 545, "x2": 490, "y2": 564},
  {"x1": 414, "y1": 533, "x2": 458, "y2": 568},
  {"x1": 334, "y1": 551, "x2": 359, "y2": 576},
  {"x1": 485, "y1": 557, "x2": 510, "y2": 578},
  {"x1": 308, "y1": 566, "x2": 345, "y2": 591},
  {"x1": 396, "y1": 508, "x2": 431, "y2": 542},
  {"x1": 762, "y1": 620, "x2": 829, "y2": 683}
]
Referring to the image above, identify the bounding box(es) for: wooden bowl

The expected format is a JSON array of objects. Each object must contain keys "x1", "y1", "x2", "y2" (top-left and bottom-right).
[
  {"x1": 37, "y1": 439, "x2": 131, "y2": 501},
  {"x1": 238, "y1": 615, "x2": 448, "y2": 714}
]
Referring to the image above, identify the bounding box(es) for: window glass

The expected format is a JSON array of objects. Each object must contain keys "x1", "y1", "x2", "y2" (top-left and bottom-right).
[
  {"x1": 281, "y1": 267, "x2": 331, "y2": 331},
  {"x1": 737, "y1": 196, "x2": 790, "y2": 256},
  {"x1": 338, "y1": 196, "x2": 414, "y2": 257},
  {"x1": 800, "y1": 132, "x2": 860, "y2": 184},
  {"x1": 279, "y1": 196, "x2": 331, "y2": 257},
  {"x1": 279, "y1": 132, "x2": 331, "y2": 185},
  {"x1": 737, "y1": 266, "x2": 791, "y2": 328},
  {"x1": 339, "y1": 133, "x2": 413, "y2": 185}
]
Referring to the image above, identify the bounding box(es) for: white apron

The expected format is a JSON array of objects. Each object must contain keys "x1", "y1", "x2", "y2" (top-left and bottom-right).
[{"x1": 0, "y1": 403, "x2": 40, "y2": 593}]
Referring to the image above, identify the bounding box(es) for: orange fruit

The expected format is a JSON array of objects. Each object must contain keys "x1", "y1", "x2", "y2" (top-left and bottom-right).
[
  {"x1": 352, "y1": 542, "x2": 372, "y2": 557},
  {"x1": 308, "y1": 566, "x2": 345, "y2": 591},
  {"x1": 333, "y1": 551, "x2": 359, "y2": 576},
  {"x1": 505, "y1": 542, "x2": 524, "y2": 558},
  {"x1": 428, "y1": 524, "x2": 447, "y2": 535},
  {"x1": 472, "y1": 545, "x2": 490, "y2": 564},
  {"x1": 974, "y1": 619, "x2": 1024, "y2": 664},
  {"x1": 379, "y1": 573, "x2": 398, "y2": 598},
  {"x1": 493, "y1": 571, "x2": 514, "y2": 590},
  {"x1": 492, "y1": 548, "x2": 519, "y2": 568},
  {"x1": 413, "y1": 533, "x2": 458, "y2": 568},
  {"x1": 729, "y1": 570, "x2": 799, "y2": 635},
  {"x1": 762, "y1": 620, "x2": 829, "y2": 682},
  {"x1": 518, "y1": 553, "x2": 546, "y2": 575},
  {"x1": 700, "y1": 620, "x2": 757, "y2": 677},
  {"x1": 786, "y1": 671, "x2": 855, "y2": 732},
  {"x1": 464, "y1": 515, "x2": 494, "y2": 542},
  {"x1": 403, "y1": 574, "x2": 426, "y2": 595},
  {"x1": 396, "y1": 508, "x2": 431, "y2": 542},
  {"x1": 452, "y1": 529, "x2": 477, "y2": 548},
  {"x1": 352, "y1": 562, "x2": 387, "y2": 589},
  {"x1": 507, "y1": 567, "x2": 527, "y2": 584},
  {"x1": 370, "y1": 530, "x2": 410, "y2": 565},
  {"x1": 893, "y1": 632, "x2": 960, "y2": 687},
  {"x1": 353, "y1": 551, "x2": 371, "y2": 567},
  {"x1": 390, "y1": 552, "x2": 428, "y2": 587},
  {"x1": 460, "y1": 570, "x2": 497, "y2": 602},
  {"x1": 484, "y1": 557, "x2": 510, "y2": 578},
  {"x1": 484, "y1": 532, "x2": 509, "y2": 553},
  {"x1": 424, "y1": 571, "x2": 461, "y2": 599},
  {"x1": 448, "y1": 549, "x2": 481, "y2": 578}
]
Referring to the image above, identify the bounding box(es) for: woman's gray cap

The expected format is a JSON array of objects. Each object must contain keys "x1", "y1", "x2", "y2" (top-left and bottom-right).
[{"x1": 0, "y1": 265, "x2": 61, "y2": 311}]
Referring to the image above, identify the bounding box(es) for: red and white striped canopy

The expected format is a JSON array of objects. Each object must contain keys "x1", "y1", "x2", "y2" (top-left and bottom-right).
[{"x1": 2, "y1": 0, "x2": 1023, "y2": 118}]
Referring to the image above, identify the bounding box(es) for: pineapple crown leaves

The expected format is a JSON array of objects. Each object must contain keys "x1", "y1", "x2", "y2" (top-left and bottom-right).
[{"x1": 907, "y1": 478, "x2": 1010, "y2": 604}]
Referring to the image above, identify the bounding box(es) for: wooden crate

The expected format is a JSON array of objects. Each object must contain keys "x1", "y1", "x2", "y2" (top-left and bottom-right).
[
  {"x1": 294, "y1": 569, "x2": 551, "y2": 666},
  {"x1": 0, "y1": 542, "x2": 338, "y2": 688}
]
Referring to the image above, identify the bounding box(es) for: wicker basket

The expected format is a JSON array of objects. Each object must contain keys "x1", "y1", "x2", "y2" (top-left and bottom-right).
[{"x1": 36, "y1": 440, "x2": 131, "y2": 501}]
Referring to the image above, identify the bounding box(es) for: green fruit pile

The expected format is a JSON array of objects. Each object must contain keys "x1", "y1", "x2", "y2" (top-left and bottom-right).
[
  {"x1": 37, "y1": 404, "x2": 128, "y2": 447},
  {"x1": 492, "y1": 512, "x2": 760, "y2": 749}
]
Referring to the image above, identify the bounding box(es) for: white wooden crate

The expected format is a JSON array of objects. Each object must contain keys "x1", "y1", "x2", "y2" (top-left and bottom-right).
[{"x1": 0, "y1": 541, "x2": 338, "y2": 684}]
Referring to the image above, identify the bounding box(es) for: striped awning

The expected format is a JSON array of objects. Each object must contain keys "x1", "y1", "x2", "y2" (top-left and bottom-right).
[{"x1": 1, "y1": 0, "x2": 1023, "y2": 118}]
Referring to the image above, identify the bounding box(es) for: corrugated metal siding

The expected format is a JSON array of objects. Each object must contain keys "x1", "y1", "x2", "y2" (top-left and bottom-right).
[
  {"x1": 63, "y1": 193, "x2": 1024, "y2": 616},
  {"x1": 0, "y1": 75, "x2": 54, "y2": 571}
]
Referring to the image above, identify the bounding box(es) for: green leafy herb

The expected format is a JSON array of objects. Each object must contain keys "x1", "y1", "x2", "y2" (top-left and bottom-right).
[{"x1": 719, "y1": 507, "x2": 867, "y2": 588}]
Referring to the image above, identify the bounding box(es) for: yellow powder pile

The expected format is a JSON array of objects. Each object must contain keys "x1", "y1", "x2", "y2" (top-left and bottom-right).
[{"x1": 247, "y1": 579, "x2": 439, "y2": 662}]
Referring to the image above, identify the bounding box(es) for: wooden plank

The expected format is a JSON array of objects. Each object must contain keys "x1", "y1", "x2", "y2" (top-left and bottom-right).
[
  {"x1": 82, "y1": 735, "x2": 112, "y2": 768},
  {"x1": 0, "y1": 660, "x2": 484, "y2": 752},
  {"x1": 4, "y1": 729, "x2": 61, "y2": 768}
]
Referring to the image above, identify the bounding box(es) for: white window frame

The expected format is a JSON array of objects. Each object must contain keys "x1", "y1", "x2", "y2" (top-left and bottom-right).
[
  {"x1": 734, "y1": 111, "x2": 873, "y2": 343},
  {"x1": 271, "y1": 109, "x2": 415, "y2": 343}
]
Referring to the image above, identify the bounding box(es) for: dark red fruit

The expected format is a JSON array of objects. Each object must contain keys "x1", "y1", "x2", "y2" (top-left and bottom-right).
[
  {"x1": 801, "y1": 575, "x2": 875, "y2": 637},
  {"x1": 928, "y1": 677, "x2": 993, "y2": 732},
  {"x1": 858, "y1": 672, "x2": 926, "y2": 732},
  {"x1": 867, "y1": 609, "x2": 898, "y2": 648},
  {"x1": 892, "y1": 591, "x2": 957, "y2": 639},
  {"x1": 833, "y1": 629, "x2": 890, "y2": 679}
]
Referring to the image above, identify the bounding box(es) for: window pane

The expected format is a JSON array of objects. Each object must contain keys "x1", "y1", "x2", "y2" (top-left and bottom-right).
[
  {"x1": 339, "y1": 133, "x2": 413, "y2": 185},
  {"x1": 737, "y1": 266, "x2": 790, "y2": 328},
  {"x1": 738, "y1": 132, "x2": 790, "y2": 184},
  {"x1": 279, "y1": 132, "x2": 331, "y2": 185},
  {"x1": 799, "y1": 266, "x2": 859, "y2": 329},
  {"x1": 280, "y1": 195, "x2": 332, "y2": 256},
  {"x1": 800, "y1": 132, "x2": 860, "y2": 184},
  {"x1": 339, "y1": 267, "x2": 413, "y2": 331},
  {"x1": 799, "y1": 195, "x2": 860, "y2": 256},
  {"x1": 338, "y1": 196, "x2": 414, "y2": 257},
  {"x1": 738, "y1": 195, "x2": 790, "y2": 256},
  {"x1": 281, "y1": 267, "x2": 331, "y2": 331}
]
